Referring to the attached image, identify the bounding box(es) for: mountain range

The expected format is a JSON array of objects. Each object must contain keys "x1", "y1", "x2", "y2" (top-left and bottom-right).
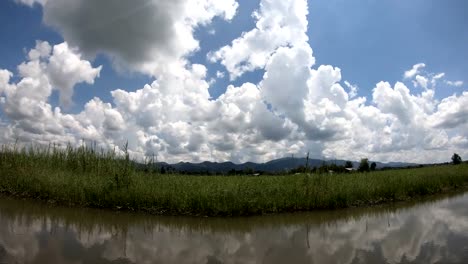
[{"x1": 152, "y1": 157, "x2": 418, "y2": 174}]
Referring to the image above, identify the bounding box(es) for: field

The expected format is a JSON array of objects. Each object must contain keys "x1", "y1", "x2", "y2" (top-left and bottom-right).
[{"x1": 1, "y1": 143, "x2": 467, "y2": 216}]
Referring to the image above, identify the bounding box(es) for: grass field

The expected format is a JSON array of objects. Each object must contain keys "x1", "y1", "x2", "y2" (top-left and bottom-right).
[{"x1": 1, "y1": 143, "x2": 467, "y2": 216}]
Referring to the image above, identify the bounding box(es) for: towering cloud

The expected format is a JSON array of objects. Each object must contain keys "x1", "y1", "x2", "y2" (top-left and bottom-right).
[{"x1": 208, "y1": 0, "x2": 309, "y2": 80}]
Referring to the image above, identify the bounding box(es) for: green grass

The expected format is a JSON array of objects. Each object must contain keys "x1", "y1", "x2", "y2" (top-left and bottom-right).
[{"x1": 1, "y1": 143, "x2": 468, "y2": 216}]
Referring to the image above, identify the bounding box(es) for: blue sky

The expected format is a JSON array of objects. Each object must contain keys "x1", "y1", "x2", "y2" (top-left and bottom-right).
[
  {"x1": 0, "y1": 0, "x2": 467, "y2": 163},
  {"x1": 3, "y1": 0, "x2": 467, "y2": 103},
  {"x1": 309, "y1": 0, "x2": 468, "y2": 99}
]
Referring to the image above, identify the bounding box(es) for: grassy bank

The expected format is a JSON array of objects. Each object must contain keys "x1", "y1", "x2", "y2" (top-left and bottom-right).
[{"x1": 1, "y1": 144, "x2": 468, "y2": 216}]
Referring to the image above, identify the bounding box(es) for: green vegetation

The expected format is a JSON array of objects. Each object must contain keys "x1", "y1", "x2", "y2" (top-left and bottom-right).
[
  {"x1": 452, "y1": 153, "x2": 462, "y2": 165},
  {"x1": 358, "y1": 158, "x2": 370, "y2": 172},
  {"x1": 344, "y1": 161, "x2": 353, "y2": 169},
  {"x1": 1, "y1": 143, "x2": 468, "y2": 216}
]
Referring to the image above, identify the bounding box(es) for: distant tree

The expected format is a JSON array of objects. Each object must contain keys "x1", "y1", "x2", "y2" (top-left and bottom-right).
[
  {"x1": 291, "y1": 165, "x2": 306, "y2": 174},
  {"x1": 244, "y1": 168, "x2": 254, "y2": 174},
  {"x1": 452, "y1": 153, "x2": 462, "y2": 165},
  {"x1": 370, "y1": 162, "x2": 377, "y2": 171},
  {"x1": 344, "y1": 161, "x2": 353, "y2": 169},
  {"x1": 358, "y1": 158, "x2": 370, "y2": 172}
]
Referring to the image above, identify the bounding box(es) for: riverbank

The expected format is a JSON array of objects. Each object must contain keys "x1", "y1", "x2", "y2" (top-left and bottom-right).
[{"x1": 1, "y1": 144, "x2": 467, "y2": 216}]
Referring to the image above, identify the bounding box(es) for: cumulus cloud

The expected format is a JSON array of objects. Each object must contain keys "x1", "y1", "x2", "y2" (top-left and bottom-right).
[
  {"x1": 303, "y1": 65, "x2": 350, "y2": 141},
  {"x1": 22, "y1": 0, "x2": 238, "y2": 77},
  {"x1": 430, "y1": 92, "x2": 468, "y2": 129},
  {"x1": 208, "y1": 0, "x2": 309, "y2": 80},
  {"x1": 261, "y1": 43, "x2": 313, "y2": 129},
  {"x1": 413, "y1": 75, "x2": 428, "y2": 89},
  {"x1": 0, "y1": 70, "x2": 12, "y2": 94},
  {"x1": 373, "y1": 81, "x2": 416, "y2": 124},
  {"x1": 3, "y1": 0, "x2": 468, "y2": 164},
  {"x1": 406, "y1": 67, "x2": 463, "y2": 92},
  {"x1": 47, "y1": 42, "x2": 102, "y2": 106},
  {"x1": 10, "y1": 41, "x2": 101, "y2": 108},
  {"x1": 0, "y1": 41, "x2": 101, "y2": 145}
]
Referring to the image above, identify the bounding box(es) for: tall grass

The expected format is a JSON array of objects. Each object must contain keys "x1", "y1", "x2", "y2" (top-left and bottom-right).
[{"x1": 1, "y1": 143, "x2": 468, "y2": 216}]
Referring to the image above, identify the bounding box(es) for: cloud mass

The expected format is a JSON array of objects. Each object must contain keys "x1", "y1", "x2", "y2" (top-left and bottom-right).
[
  {"x1": 2, "y1": 0, "x2": 468, "y2": 164},
  {"x1": 29, "y1": 0, "x2": 238, "y2": 76}
]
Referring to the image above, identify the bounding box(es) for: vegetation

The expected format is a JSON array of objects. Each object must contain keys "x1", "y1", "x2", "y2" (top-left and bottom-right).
[
  {"x1": 358, "y1": 158, "x2": 370, "y2": 172},
  {"x1": 290, "y1": 163, "x2": 351, "y2": 174},
  {"x1": 452, "y1": 153, "x2": 462, "y2": 165},
  {"x1": 1, "y1": 143, "x2": 468, "y2": 216},
  {"x1": 344, "y1": 161, "x2": 353, "y2": 169}
]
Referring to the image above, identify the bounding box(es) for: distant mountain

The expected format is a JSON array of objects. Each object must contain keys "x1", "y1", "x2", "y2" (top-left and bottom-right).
[{"x1": 151, "y1": 157, "x2": 418, "y2": 174}]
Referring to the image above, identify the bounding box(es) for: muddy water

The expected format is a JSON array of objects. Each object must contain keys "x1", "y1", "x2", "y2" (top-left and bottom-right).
[{"x1": 1, "y1": 192, "x2": 468, "y2": 264}]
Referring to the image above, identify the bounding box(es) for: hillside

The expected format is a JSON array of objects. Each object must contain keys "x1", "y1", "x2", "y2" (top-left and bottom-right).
[{"x1": 153, "y1": 157, "x2": 418, "y2": 174}]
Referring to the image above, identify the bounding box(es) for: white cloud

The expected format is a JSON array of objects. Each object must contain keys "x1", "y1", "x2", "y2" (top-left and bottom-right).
[
  {"x1": 15, "y1": 41, "x2": 101, "y2": 108},
  {"x1": 215, "y1": 70, "x2": 225, "y2": 79},
  {"x1": 3, "y1": 0, "x2": 468, "y2": 164},
  {"x1": 431, "y1": 72, "x2": 445, "y2": 87},
  {"x1": 445, "y1": 80, "x2": 464, "y2": 87},
  {"x1": 450, "y1": 136, "x2": 468, "y2": 148},
  {"x1": 413, "y1": 75, "x2": 428, "y2": 89},
  {"x1": 261, "y1": 43, "x2": 313, "y2": 128},
  {"x1": 20, "y1": 0, "x2": 238, "y2": 78},
  {"x1": 303, "y1": 65, "x2": 350, "y2": 141},
  {"x1": 208, "y1": 0, "x2": 309, "y2": 80},
  {"x1": 409, "y1": 71, "x2": 460, "y2": 91},
  {"x1": 47, "y1": 42, "x2": 102, "y2": 107},
  {"x1": 0, "y1": 70, "x2": 12, "y2": 95},
  {"x1": 344, "y1": 81, "x2": 358, "y2": 98},
  {"x1": 373, "y1": 81, "x2": 416, "y2": 124},
  {"x1": 15, "y1": 0, "x2": 47, "y2": 6},
  {"x1": 433, "y1": 72, "x2": 445, "y2": 80},
  {"x1": 430, "y1": 92, "x2": 468, "y2": 129},
  {"x1": 404, "y1": 63, "x2": 425, "y2": 79},
  {"x1": 27, "y1": 40, "x2": 51, "y2": 60},
  {"x1": 0, "y1": 41, "x2": 101, "y2": 144}
]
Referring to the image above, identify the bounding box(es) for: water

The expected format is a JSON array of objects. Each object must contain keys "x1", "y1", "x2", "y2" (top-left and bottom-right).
[{"x1": 1, "y1": 192, "x2": 468, "y2": 264}]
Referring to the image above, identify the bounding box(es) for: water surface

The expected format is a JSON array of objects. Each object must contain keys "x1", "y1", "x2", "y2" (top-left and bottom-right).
[{"x1": 1, "y1": 192, "x2": 468, "y2": 263}]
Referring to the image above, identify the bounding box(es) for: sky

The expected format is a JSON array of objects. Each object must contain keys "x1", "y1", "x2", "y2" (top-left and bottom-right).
[{"x1": 0, "y1": 0, "x2": 467, "y2": 164}]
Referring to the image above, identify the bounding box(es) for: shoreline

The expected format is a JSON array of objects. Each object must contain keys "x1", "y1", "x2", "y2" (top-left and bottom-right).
[
  {"x1": 1, "y1": 169, "x2": 468, "y2": 217},
  {"x1": 2, "y1": 146, "x2": 468, "y2": 217},
  {"x1": 1, "y1": 188, "x2": 467, "y2": 231},
  {"x1": 1, "y1": 185, "x2": 468, "y2": 218}
]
